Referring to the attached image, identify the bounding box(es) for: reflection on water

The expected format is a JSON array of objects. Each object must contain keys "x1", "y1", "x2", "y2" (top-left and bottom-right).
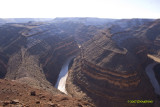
[{"x1": 55, "y1": 56, "x2": 75, "y2": 94}]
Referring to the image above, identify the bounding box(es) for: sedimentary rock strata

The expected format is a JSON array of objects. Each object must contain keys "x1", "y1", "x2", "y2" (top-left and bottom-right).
[
  {"x1": 0, "y1": 18, "x2": 160, "y2": 107},
  {"x1": 66, "y1": 19, "x2": 160, "y2": 107}
]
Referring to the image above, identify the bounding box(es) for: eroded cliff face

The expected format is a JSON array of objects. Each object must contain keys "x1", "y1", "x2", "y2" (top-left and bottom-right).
[
  {"x1": 0, "y1": 18, "x2": 159, "y2": 107},
  {"x1": 0, "y1": 20, "x2": 103, "y2": 96},
  {"x1": 0, "y1": 52, "x2": 8, "y2": 78},
  {"x1": 66, "y1": 19, "x2": 160, "y2": 107},
  {"x1": 0, "y1": 24, "x2": 26, "y2": 79},
  {"x1": 0, "y1": 22, "x2": 81, "y2": 94}
]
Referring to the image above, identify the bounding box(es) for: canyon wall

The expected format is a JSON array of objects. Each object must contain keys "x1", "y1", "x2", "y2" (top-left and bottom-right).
[
  {"x1": 0, "y1": 18, "x2": 159, "y2": 107},
  {"x1": 0, "y1": 22, "x2": 80, "y2": 94},
  {"x1": 66, "y1": 19, "x2": 160, "y2": 107}
]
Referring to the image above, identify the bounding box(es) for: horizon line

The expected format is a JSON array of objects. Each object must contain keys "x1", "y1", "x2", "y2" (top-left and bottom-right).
[{"x1": 1, "y1": 17, "x2": 159, "y2": 20}]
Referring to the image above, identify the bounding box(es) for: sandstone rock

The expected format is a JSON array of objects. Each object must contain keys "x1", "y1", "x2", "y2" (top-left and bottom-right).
[
  {"x1": 3, "y1": 101, "x2": 10, "y2": 106},
  {"x1": 10, "y1": 99, "x2": 19, "y2": 104},
  {"x1": 36, "y1": 101, "x2": 40, "y2": 104},
  {"x1": 30, "y1": 91, "x2": 36, "y2": 96}
]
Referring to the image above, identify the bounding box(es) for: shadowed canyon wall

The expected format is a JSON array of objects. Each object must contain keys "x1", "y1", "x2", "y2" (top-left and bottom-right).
[{"x1": 0, "y1": 18, "x2": 159, "y2": 107}]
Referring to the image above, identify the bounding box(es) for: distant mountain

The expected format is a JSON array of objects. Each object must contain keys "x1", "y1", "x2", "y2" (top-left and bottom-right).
[
  {"x1": 108, "y1": 18, "x2": 155, "y2": 33},
  {"x1": 0, "y1": 19, "x2": 6, "y2": 25},
  {"x1": 0, "y1": 18, "x2": 53, "y2": 24},
  {"x1": 52, "y1": 17, "x2": 117, "y2": 25}
]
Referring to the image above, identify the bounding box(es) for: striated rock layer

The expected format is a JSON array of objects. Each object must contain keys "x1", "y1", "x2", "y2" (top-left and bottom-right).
[
  {"x1": 0, "y1": 18, "x2": 159, "y2": 107},
  {"x1": 0, "y1": 22, "x2": 80, "y2": 94},
  {"x1": 66, "y1": 19, "x2": 160, "y2": 107}
]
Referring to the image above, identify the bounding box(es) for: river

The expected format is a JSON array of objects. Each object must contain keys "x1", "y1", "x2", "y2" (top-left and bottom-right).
[
  {"x1": 55, "y1": 57, "x2": 160, "y2": 95},
  {"x1": 55, "y1": 56, "x2": 75, "y2": 94},
  {"x1": 145, "y1": 63, "x2": 160, "y2": 95}
]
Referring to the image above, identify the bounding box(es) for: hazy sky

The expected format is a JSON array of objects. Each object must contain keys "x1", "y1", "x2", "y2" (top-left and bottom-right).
[{"x1": 0, "y1": 0, "x2": 159, "y2": 19}]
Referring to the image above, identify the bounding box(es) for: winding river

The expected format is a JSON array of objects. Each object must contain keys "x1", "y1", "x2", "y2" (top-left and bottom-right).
[
  {"x1": 145, "y1": 63, "x2": 160, "y2": 95},
  {"x1": 55, "y1": 56, "x2": 75, "y2": 94},
  {"x1": 55, "y1": 56, "x2": 160, "y2": 96}
]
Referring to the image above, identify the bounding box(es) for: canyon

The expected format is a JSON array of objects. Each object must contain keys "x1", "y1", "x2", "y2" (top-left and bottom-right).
[{"x1": 0, "y1": 18, "x2": 160, "y2": 107}]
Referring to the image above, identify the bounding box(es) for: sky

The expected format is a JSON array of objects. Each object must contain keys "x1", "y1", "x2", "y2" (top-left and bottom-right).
[{"x1": 0, "y1": 0, "x2": 159, "y2": 19}]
